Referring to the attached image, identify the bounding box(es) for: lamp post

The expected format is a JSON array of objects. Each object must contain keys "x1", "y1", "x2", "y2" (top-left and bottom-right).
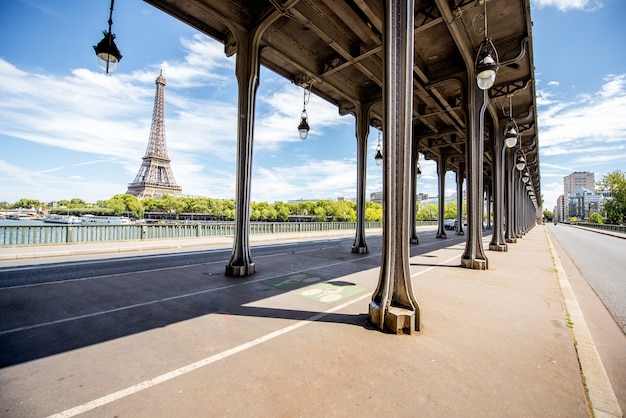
[{"x1": 93, "y1": 0, "x2": 122, "y2": 74}]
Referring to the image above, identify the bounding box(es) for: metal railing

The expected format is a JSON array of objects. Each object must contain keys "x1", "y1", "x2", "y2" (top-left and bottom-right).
[
  {"x1": 570, "y1": 222, "x2": 626, "y2": 234},
  {"x1": 1, "y1": 221, "x2": 437, "y2": 247}
]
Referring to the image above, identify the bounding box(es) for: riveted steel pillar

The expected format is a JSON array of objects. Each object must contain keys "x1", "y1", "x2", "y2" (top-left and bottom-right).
[
  {"x1": 456, "y1": 164, "x2": 465, "y2": 235},
  {"x1": 485, "y1": 186, "x2": 492, "y2": 229},
  {"x1": 489, "y1": 122, "x2": 507, "y2": 251},
  {"x1": 225, "y1": 32, "x2": 260, "y2": 277},
  {"x1": 352, "y1": 102, "x2": 371, "y2": 254},
  {"x1": 505, "y1": 149, "x2": 517, "y2": 243},
  {"x1": 410, "y1": 132, "x2": 420, "y2": 244},
  {"x1": 514, "y1": 170, "x2": 523, "y2": 238},
  {"x1": 369, "y1": 0, "x2": 420, "y2": 335},
  {"x1": 436, "y1": 154, "x2": 447, "y2": 239},
  {"x1": 461, "y1": 85, "x2": 488, "y2": 269}
]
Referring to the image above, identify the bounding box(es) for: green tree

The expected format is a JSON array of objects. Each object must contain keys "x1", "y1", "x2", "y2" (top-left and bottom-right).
[
  {"x1": 443, "y1": 201, "x2": 457, "y2": 220},
  {"x1": 105, "y1": 194, "x2": 144, "y2": 218},
  {"x1": 141, "y1": 197, "x2": 160, "y2": 211},
  {"x1": 588, "y1": 213, "x2": 603, "y2": 224},
  {"x1": 417, "y1": 203, "x2": 438, "y2": 220},
  {"x1": 273, "y1": 201, "x2": 291, "y2": 222},
  {"x1": 68, "y1": 198, "x2": 88, "y2": 208},
  {"x1": 365, "y1": 201, "x2": 382, "y2": 222},
  {"x1": 598, "y1": 170, "x2": 626, "y2": 225},
  {"x1": 313, "y1": 206, "x2": 327, "y2": 222},
  {"x1": 12, "y1": 198, "x2": 41, "y2": 209},
  {"x1": 543, "y1": 209, "x2": 553, "y2": 222},
  {"x1": 159, "y1": 194, "x2": 185, "y2": 215}
]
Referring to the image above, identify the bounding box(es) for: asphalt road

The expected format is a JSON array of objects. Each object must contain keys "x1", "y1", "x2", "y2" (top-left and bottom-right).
[
  {"x1": 0, "y1": 237, "x2": 362, "y2": 288},
  {"x1": 547, "y1": 223, "x2": 626, "y2": 334},
  {"x1": 0, "y1": 231, "x2": 470, "y2": 368}
]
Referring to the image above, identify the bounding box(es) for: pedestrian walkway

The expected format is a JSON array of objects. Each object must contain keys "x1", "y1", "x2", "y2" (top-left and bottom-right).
[{"x1": 0, "y1": 226, "x2": 623, "y2": 417}]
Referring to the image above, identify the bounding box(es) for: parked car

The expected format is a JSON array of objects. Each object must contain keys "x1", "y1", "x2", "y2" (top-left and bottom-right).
[{"x1": 443, "y1": 219, "x2": 457, "y2": 230}]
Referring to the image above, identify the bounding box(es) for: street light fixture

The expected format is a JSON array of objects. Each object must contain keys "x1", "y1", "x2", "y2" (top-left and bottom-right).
[
  {"x1": 93, "y1": 0, "x2": 122, "y2": 74},
  {"x1": 516, "y1": 154, "x2": 526, "y2": 171},
  {"x1": 475, "y1": 0, "x2": 499, "y2": 90},
  {"x1": 297, "y1": 82, "x2": 312, "y2": 140},
  {"x1": 521, "y1": 171, "x2": 530, "y2": 183},
  {"x1": 504, "y1": 97, "x2": 519, "y2": 148},
  {"x1": 374, "y1": 129, "x2": 383, "y2": 166}
]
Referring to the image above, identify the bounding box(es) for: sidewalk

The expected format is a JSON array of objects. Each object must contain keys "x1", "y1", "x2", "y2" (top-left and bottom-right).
[{"x1": 0, "y1": 225, "x2": 623, "y2": 417}]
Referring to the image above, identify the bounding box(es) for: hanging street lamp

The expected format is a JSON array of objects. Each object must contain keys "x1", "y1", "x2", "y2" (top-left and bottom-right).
[
  {"x1": 297, "y1": 82, "x2": 312, "y2": 139},
  {"x1": 93, "y1": 0, "x2": 122, "y2": 74},
  {"x1": 474, "y1": 0, "x2": 499, "y2": 90},
  {"x1": 374, "y1": 129, "x2": 383, "y2": 166}
]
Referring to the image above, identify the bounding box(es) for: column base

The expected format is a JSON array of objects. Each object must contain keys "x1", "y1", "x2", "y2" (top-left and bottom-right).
[
  {"x1": 461, "y1": 257, "x2": 488, "y2": 270},
  {"x1": 369, "y1": 301, "x2": 419, "y2": 335},
  {"x1": 225, "y1": 263, "x2": 255, "y2": 277},
  {"x1": 456, "y1": 230, "x2": 465, "y2": 235},
  {"x1": 506, "y1": 238, "x2": 517, "y2": 243},
  {"x1": 436, "y1": 232, "x2": 447, "y2": 239},
  {"x1": 489, "y1": 243, "x2": 507, "y2": 252},
  {"x1": 351, "y1": 245, "x2": 369, "y2": 254},
  {"x1": 410, "y1": 236, "x2": 419, "y2": 244}
]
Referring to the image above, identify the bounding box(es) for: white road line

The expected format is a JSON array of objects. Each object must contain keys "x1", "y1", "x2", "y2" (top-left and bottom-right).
[{"x1": 45, "y1": 254, "x2": 458, "y2": 418}]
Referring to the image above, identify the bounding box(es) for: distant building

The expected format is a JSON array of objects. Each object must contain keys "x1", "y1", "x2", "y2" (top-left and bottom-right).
[
  {"x1": 564, "y1": 172, "x2": 594, "y2": 198},
  {"x1": 568, "y1": 187, "x2": 604, "y2": 220},
  {"x1": 562, "y1": 172, "x2": 601, "y2": 220},
  {"x1": 370, "y1": 192, "x2": 383, "y2": 205},
  {"x1": 554, "y1": 195, "x2": 566, "y2": 223}
]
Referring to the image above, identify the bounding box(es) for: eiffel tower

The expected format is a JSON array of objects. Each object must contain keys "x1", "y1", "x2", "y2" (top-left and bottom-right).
[{"x1": 127, "y1": 70, "x2": 182, "y2": 199}]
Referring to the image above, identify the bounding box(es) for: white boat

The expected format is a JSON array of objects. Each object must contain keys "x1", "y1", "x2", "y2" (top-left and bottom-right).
[
  {"x1": 81, "y1": 214, "x2": 132, "y2": 225},
  {"x1": 44, "y1": 214, "x2": 83, "y2": 224}
]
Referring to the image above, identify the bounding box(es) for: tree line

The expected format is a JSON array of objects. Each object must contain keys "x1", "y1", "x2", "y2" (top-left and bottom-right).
[
  {"x1": 2, "y1": 195, "x2": 461, "y2": 223},
  {"x1": 3, "y1": 170, "x2": 624, "y2": 224}
]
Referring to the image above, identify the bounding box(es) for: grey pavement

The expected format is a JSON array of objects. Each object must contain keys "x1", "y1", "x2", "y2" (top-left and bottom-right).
[{"x1": 0, "y1": 225, "x2": 624, "y2": 417}]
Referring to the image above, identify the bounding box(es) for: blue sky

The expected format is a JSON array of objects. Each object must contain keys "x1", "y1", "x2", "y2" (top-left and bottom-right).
[{"x1": 0, "y1": 0, "x2": 624, "y2": 212}]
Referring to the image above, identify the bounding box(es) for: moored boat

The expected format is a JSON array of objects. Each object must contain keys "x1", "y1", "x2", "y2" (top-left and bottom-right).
[
  {"x1": 81, "y1": 214, "x2": 132, "y2": 225},
  {"x1": 43, "y1": 214, "x2": 83, "y2": 224}
]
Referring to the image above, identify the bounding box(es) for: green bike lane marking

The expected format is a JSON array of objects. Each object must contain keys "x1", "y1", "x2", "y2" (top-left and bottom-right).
[{"x1": 262, "y1": 273, "x2": 367, "y2": 303}]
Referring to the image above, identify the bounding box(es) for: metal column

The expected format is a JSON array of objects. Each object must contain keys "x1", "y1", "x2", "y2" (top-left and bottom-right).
[
  {"x1": 489, "y1": 121, "x2": 507, "y2": 251},
  {"x1": 461, "y1": 85, "x2": 488, "y2": 269},
  {"x1": 410, "y1": 132, "x2": 420, "y2": 244},
  {"x1": 436, "y1": 154, "x2": 447, "y2": 239},
  {"x1": 456, "y1": 164, "x2": 465, "y2": 235},
  {"x1": 369, "y1": 0, "x2": 420, "y2": 334},
  {"x1": 352, "y1": 102, "x2": 371, "y2": 254},
  {"x1": 225, "y1": 31, "x2": 261, "y2": 277}
]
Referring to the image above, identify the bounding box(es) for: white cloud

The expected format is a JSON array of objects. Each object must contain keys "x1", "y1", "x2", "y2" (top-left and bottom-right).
[
  {"x1": 531, "y1": 0, "x2": 603, "y2": 11},
  {"x1": 547, "y1": 81, "x2": 560, "y2": 87},
  {"x1": 538, "y1": 74, "x2": 626, "y2": 151},
  {"x1": 252, "y1": 158, "x2": 357, "y2": 202}
]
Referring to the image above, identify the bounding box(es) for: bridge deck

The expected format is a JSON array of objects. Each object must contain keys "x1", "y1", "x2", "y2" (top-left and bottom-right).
[{"x1": 1, "y1": 226, "x2": 623, "y2": 417}]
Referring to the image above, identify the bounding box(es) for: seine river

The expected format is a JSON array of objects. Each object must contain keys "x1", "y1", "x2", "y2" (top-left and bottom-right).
[{"x1": 0, "y1": 220, "x2": 45, "y2": 226}]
